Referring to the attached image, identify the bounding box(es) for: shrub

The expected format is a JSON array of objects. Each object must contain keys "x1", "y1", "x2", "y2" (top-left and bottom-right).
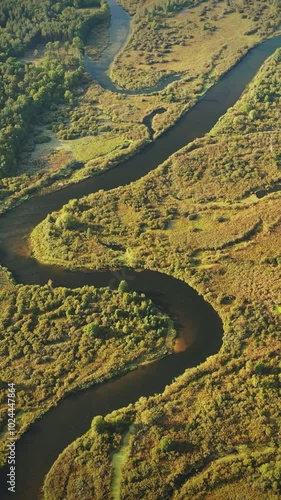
[
  {"x1": 91, "y1": 415, "x2": 106, "y2": 434},
  {"x1": 34, "y1": 135, "x2": 52, "y2": 144},
  {"x1": 118, "y1": 280, "x2": 129, "y2": 292},
  {"x1": 85, "y1": 322, "x2": 102, "y2": 337}
]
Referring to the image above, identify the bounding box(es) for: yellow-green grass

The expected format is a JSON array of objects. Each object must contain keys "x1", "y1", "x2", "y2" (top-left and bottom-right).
[
  {"x1": 112, "y1": 0, "x2": 281, "y2": 89},
  {"x1": 62, "y1": 134, "x2": 130, "y2": 163},
  {"x1": 42, "y1": 339, "x2": 280, "y2": 498},
  {"x1": 111, "y1": 424, "x2": 135, "y2": 500},
  {"x1": 203, "y1": 480, "x2": 280, "y2": 500}
]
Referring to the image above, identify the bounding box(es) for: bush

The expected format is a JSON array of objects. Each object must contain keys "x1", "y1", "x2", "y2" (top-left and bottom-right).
[
  {"x1": 34, "y1": 135, "x2": 52, "y2": 144},
  {"x1": 118, "y1": 280, "x2": 129, "y2": 292},
  {"x1": 85, "y1": 322, "x2": 102, "y2": 337},
  {"x1": 91, "y1": 415, "x2": 106, "y2": 434},
  {"x1": 159, "y1": 436, "x2": 173, "y2": 452}
]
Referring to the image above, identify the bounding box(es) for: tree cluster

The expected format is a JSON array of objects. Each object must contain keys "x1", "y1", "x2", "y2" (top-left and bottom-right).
[
  {"x1": 0, "y1": 44, "x2": 83, "y2": 177},
  {"x1": 0, "y1": 0, "x2": 108, "y2": 178},
  {"x1": 0, "y1": 0, "x2": 101, "y2": 59}
]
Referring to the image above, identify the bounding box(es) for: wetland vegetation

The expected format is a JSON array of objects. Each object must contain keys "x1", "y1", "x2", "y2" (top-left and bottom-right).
[
  {"x1": 36, "y1": 33, "x2": 281, "y2": 500},
  {"x1": 0, "y1": 277, "x2": 176, "y2": 467},
  {"x1": 1, "y1": 0, "x2": 280, "y2": 212},
  {"x1": 0, "y1": 0, "x2": 280, "y2": 498}
]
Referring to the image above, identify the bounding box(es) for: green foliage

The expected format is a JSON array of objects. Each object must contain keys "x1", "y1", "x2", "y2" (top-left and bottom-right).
[
  {"x1": 91, "y1": 415, "x2": 106, "y2": 433},
  {"x1": 114, "y1": 0, "x2": 280, "y2": 90},
  {"x1": 211, "y1": 48, "x2": 281, "y2": 137},
  {"x1": 34, "y1": 24, "x2": 281, "y2": 500},
  {"x1": 34, "y1": 135, "x2": 52, "y2": 144},
  {"x1": 0, "y1": 42, "x2": 83, "y2": 178},
  {"x1": 118, "y1": 280, "x2": 129, "y2": 292},
  {"x1": 55, "y1": 211, "x2": 77, "y2": 230},
  {"x1": 0, "y1": 0, "x2": 104, "y2": 59},
  {"x1": 158, "y1": 435, "x2": 173, "y2": 452},
  {"x1": 254, "y1": 361, "x2": 268, "y2": 374},
  {"x1": 259, "y1": 460, "x2": 281, "y2": 493},
  {"x1": 0, "y1": 0, "x2": 109, "y2": 179},
  {"x1": 1, "y1": 1, "x2": 281, "y2": 498},
  {"x1": 85, "y1": 322, "x2": 103, "y2": 337},
  {"x1": 0, "y1": 283, "x2": 176, "y2": 467}
]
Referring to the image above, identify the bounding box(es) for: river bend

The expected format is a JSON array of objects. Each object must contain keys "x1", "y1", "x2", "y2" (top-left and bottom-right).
[{"x1": 0, "y1": 0, "x2": 280, "y2": 497}]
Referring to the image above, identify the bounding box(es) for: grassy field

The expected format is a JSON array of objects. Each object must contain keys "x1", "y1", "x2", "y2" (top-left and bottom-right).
[
  {"x1": 61, "y1": 134, "x2": 130, "y2": 163},
  {"x1": 39, "y1": 48, "x2": 281, "y2": 499},
  {"x1": 113, "y1": 0, "x2": 281, "y2": 89}
]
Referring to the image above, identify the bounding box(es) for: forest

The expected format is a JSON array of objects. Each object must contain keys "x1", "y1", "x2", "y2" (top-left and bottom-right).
[
  {"x1": 0, "y1": 0, "x2": 108, "y2": 179},
  {"x1": 0, "y1": 0, "x2": 101, "y2": 57}
]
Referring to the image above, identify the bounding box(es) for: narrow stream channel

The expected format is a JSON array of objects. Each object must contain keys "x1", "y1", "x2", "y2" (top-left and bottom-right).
[
  {"x1": 0, "y1": 0, "x2": 280, "y2": 497},
  {"x1": 83, "y1": 0, "x2": 182, "y2": 92}
]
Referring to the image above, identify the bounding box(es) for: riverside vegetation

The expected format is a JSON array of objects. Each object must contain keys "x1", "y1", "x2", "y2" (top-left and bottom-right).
[
  {"x1": 115, "y1": 0, "x2": 281, "y2": 88},
  {"x1": 0, "y1": 274, "x2": 176, "y2": 467},
  {"x1": 0, "y1": 0, "x2": 281, "y2": 497},
  {"x1": 1, "y1": 0, "x2": 281, "y2": 213},
  {"x1": 0, "y1": 0, "x2": 109, "y2": 209},
  {"x1": 38, "y1": 48, "x2": 281, "y2": 498}
]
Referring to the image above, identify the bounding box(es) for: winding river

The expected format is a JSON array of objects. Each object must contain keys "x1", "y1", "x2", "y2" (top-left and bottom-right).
[{"x1": 0, "y1": 1, "x2": 281, "y2": 498}]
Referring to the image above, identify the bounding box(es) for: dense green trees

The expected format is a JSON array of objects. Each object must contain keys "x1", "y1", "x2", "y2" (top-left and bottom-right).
[
  {"x1": 0, "y1": 0, "x2": 109, "y2": 179},
  {"x1": 0, "y1": 45, "x2": 83, "y2": 177},
  {"x1": 0, "y1": 0, "x2": 104, "y2": 59}
]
